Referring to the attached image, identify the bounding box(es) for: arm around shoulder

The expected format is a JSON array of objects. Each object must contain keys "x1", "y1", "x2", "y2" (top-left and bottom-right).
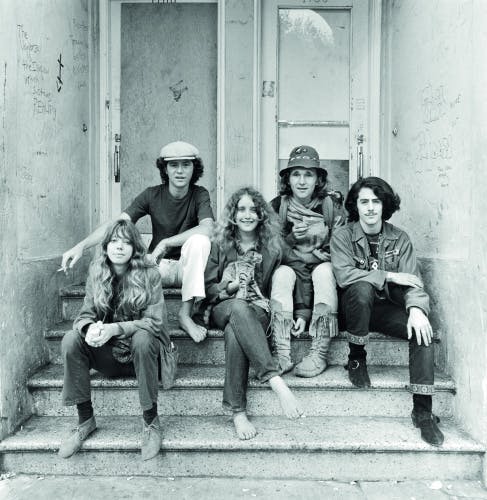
[{"x1": 61, "y1": 212, "x2": 131, "y2": 270}]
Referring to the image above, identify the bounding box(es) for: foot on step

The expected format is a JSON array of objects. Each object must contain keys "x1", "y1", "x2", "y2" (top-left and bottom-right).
[
  {"x1": 269, "y1": 376, "x2": 304, "y2": 419},
  {"x1": 233, "y1": 412, "x2": 257, "y2": 440},
  {"x1": 178, "y1": 312, "x2": 207, "y2": 343}
]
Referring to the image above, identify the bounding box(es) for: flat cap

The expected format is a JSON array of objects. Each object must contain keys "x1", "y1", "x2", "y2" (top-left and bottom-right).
[{"x1": 159, "y1": 141, "x2": 200, "y2": 161}]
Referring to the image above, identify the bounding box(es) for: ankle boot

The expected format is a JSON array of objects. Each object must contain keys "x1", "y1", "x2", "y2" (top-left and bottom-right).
[
  {"x1": 270, "y1": 300, "x2": 294, "y2": 375},
  {"x1": 411, "y1": 409, "x2": 444, "y2": 447},
  {"x1": 295, "y1": 303, "x2": 335, "y2": 378}
]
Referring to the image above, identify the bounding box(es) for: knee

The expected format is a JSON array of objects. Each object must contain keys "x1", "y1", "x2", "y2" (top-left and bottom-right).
[
  {"x1": 229, "y1": 299, "x2": 252, "y2": 321},
  {"x1": 272, "y1": 265, "x2": 296, "y2": 288},
  {"x1": 183, "y1": 234, "x2": 211, "y2": 255},
  {"x1": 131, "y1": 330, "x2": 157, "y2": 356},
  {"x1": 345, "y1": 282, "x2": 375, "y2": 306},
  {"x1": 61, "y1": 330, "x2": 83, "y2": 357},
  {"x1": 312, "y1": 262, "x2": 335, "y2": 285}
]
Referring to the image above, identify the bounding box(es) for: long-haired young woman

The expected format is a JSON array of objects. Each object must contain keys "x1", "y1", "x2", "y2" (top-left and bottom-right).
[
  {"x1": 59, "y1": 219, "x2": 169, "y2": 461},
  {"x1": 203, "y1": 187, "x2": 308, "y2": 440}
]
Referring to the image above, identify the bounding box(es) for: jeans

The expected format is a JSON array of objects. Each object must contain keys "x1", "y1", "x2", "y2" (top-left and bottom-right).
[
  {"x1": 158, "y1": 233, "x2": 211, "y2": 302},
  {"x1": 340, "y1": 281, "x2": 434, "y2": 394},
  {"x1": 211, "y1": 299, "x2": 279, "y2": 412},
  {"x1": 61, "y1": 329, "x2": 160, "y2": 411}
]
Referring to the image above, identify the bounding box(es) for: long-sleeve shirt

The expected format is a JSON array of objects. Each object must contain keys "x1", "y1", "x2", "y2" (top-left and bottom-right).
[{"x1": 330, "y1": 221, "x2": 430, "y2": 315}]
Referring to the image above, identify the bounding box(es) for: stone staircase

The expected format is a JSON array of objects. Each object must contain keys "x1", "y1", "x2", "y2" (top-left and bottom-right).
[{"x1": 0, "y1": 285, "x2": 484, "y2": 479}]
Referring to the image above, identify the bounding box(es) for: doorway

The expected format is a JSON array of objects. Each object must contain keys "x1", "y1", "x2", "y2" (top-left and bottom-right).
[
  {"x1": 260, "y1": 0, "x2": 380, "y2": 201},
  {"x1": 101, "y1": 0, "x2": 219, "y2": 234}
]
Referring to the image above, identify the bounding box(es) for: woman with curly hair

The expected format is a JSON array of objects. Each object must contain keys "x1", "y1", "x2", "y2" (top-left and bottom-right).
[
  {"x1": 202, "y1": 187, "x2": 309, "y2": 440},
  {"x1": 269, "y1": 146, "x2": 345, "y2": 378},
  {"x1": 59, "y1": 219, "x2": 170, "y2": 461}
]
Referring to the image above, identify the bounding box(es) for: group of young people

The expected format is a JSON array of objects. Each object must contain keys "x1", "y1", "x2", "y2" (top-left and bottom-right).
[{"x1": 58, "y1": 141, "x2": 444, "y2": 462}]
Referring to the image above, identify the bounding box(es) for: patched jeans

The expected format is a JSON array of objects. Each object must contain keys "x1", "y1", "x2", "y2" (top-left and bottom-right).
[
  {"x1": 211, "y1": 299, "x2": 279, "y2": 412},
  {"x1": 61, "y1": 329, "x2": 159, "y2": 411},
  {"x1": 340, "y1": 281, "x2": 434, "y2": 395}
]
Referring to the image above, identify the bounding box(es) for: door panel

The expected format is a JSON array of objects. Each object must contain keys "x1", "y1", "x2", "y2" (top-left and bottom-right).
[
  {"x1": 110, "y1": 1, "x2": 218, "y2": 233},
  {"x1": 261, "y1": 0, "x2": 369, "y2": 201},
  {"x1": 278, "y1": 9, "x2": 350, "y2": 122}
]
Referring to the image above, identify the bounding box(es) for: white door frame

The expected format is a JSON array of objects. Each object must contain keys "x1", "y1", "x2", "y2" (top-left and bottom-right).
[
  {"x1": 259, "y1": 0, "x2": 382, "y2": 198},
  {"x1": 98, "y1": 0, "x2": 223, "y2": 222}
]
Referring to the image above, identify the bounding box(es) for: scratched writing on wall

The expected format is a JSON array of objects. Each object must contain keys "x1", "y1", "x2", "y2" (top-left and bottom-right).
[{"x1": 17, "y1": 25, "x2": 57, "y2": 119}]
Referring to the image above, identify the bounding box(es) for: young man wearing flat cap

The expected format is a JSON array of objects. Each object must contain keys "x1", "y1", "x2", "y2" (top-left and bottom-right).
[{"x1": 62, "y1": 141, "x2": 214, "y2": 342}]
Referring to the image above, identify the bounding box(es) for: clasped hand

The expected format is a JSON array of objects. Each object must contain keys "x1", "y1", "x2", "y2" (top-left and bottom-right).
[
  {"x1": 292, "y1": 220, "x2": 328, "y2": 243},
  {"x1": 85, "y1": 321, "x2": 117, "y2": 348}
]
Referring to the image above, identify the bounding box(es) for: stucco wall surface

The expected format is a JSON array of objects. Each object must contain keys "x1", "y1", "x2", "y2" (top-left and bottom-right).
[
  {"x1": 224, "y1": 0, "x2": 257, "y2": 199},
  {"x1": 0, "y1": 0, "x2": 94, "y2": 439},
  {"x1": 383, "y1": 0, "x2": 487, "y2": 444}
]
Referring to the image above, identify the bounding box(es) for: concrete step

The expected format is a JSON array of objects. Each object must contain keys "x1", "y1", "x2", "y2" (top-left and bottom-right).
[
  {"x1": 0, "y1": 415, "x2": 483, "y2": 480},
  {"x1": 46, "y1": 321, "x2": 442, "y2": 367},
  {"x1": 29, "y1": 364, "x2": 455, "y2": 418}
]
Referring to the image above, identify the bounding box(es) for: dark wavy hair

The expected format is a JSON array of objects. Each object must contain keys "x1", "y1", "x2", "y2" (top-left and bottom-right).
[
  {"x1": 214, "y1": 187, "x2": 283, "y2": 255},
  {"x1": 279, "y1": 167, "x2": 328, "y2": 199},
  {"x1": 156, "y1": 157, "x2": 204, "y2": 185},
  {"x1": 89, "y1": 219, "x2": 161, "y2": 317},
  {"x1": 345, "y1": 177, "x2": 401, "y2": 222}
]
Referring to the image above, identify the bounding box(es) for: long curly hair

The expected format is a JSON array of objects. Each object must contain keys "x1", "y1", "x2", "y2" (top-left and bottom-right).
[
  {"x1": 345, "y1": 176, "x2": 401, "y2": 222},
  {"x1": 279, "y1": 167, "x2": 328, "y2": 199},
  {"x1": 214, "y1": 187, "x2": 283, "y2": 255},
  {"x1": 156, "y1": 157, "x2": 204, "y2": 185},
  {"x1": 89, "y1": 219, "x2": 161, "y2": 318}
]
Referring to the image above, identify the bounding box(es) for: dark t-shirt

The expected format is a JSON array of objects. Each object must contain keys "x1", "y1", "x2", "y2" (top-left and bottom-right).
[{"x1": 124, "y1": 184, "x2": 214, "y2": 259}]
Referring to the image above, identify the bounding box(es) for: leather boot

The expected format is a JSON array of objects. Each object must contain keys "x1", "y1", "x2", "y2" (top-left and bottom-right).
[
  {"x1": 270, "y1": 300, "x2": 294, "y2": 375},
  {"x1": 411, "y1": 410, "x2": 444, "y2": 447},
  {"x1": 295, "y1": 303, "x2": 334, "y2": 378}
]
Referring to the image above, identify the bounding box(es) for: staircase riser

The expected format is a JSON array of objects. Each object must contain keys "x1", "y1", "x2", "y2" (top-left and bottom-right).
[
  {"x1": 30, "y1": 388, "x2": 454, "y2": 418},
  {"x1": 47, "y1": 338, "x2": 443, "y2": 367},
  {"x1": 62, "y1": 297, "x2": 180, "y2": 327},
  {"x1": 1, "y1": 450, "x2": 481, "y2": 480}
]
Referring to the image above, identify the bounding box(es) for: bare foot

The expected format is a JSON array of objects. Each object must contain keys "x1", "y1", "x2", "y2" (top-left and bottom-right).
[
  {"x1": 233, "y1": 412, "x2": 257, "y2": 440},
  {"x1": 269, "y1": 376, "x2": 304, "y2": 419},
  {"x1": 178, "y1": 312, "x2": 207, "y2": 343}
]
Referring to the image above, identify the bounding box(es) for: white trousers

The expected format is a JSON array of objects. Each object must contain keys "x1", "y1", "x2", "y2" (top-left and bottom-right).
[{"x1": 157, "y1": 234, "x2": 211, "y2": 302}]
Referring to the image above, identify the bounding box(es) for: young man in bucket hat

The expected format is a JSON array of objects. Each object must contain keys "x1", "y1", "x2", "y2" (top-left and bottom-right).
[
  {"x1": 61, "y1": 141, "x2": 214, "y2": 343},
  {"x1": 269, "y1": 145, "x2": 345, "y2": 377},
  {"x1": 330, "y1": 176, "x2": 444, "y2": 447}
]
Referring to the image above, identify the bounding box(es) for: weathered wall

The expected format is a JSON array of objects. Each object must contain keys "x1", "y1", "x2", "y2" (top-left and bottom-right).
[
  {"x1": 382, "y1": 0, "x2": 487, "y2": 444},
  {"x1": 0, "y1": 0, "x2": 95, "y2": 439},
  {"x1": 223, "y1": 0, "x2": 257, "y2": 200}
]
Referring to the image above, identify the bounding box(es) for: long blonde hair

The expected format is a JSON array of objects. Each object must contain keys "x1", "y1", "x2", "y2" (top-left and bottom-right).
[
  {"x1": 89, "y1": 219, "x2": 161, "y2": 317},
  {"x1": 213, "y1": 187, "x2": 283, "y2": 255}
]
